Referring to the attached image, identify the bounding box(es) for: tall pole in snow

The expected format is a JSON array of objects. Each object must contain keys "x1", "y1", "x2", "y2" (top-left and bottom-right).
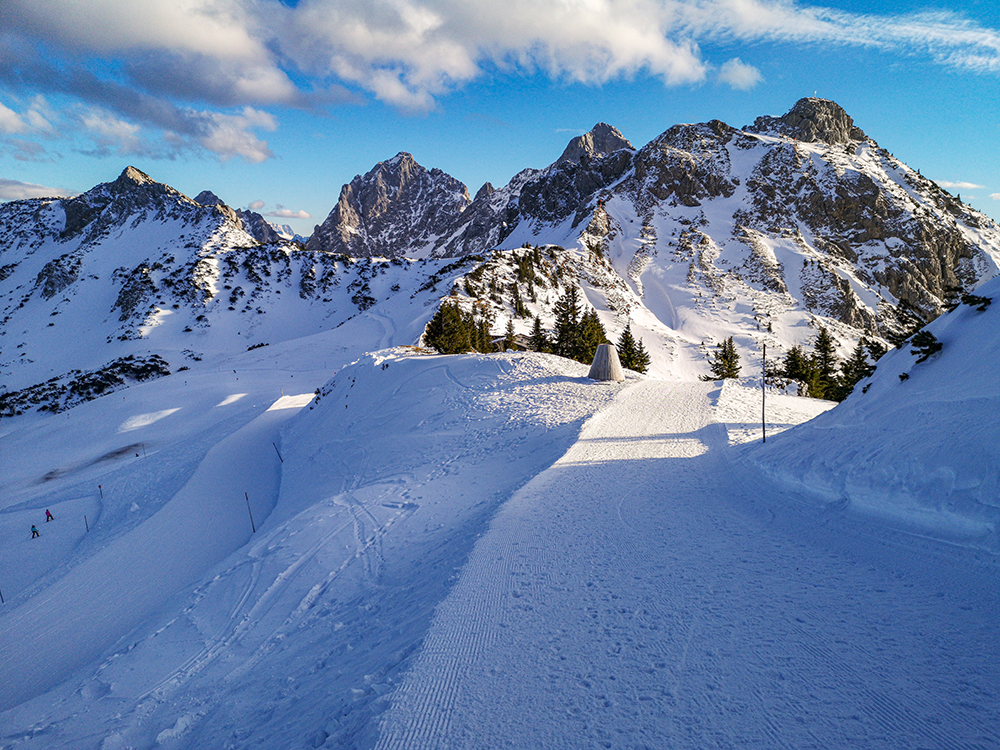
[
  {"x1": 762, "y1": 343, "x2": 767, "y2": 444},
  {"x1": 245, "y1": 492, "x2": 256, "y2": 534}
]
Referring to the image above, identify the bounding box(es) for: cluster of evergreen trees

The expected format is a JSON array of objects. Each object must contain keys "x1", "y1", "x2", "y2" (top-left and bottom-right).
[
  {"x1": 616, "y1": 322, "x2": 651, "y2": 373},
  {"x1": 424, "y1": 285, "x2": 652, "y2": 374},
  {"x1": 702, "y1": 337, "x2": 741, "y2": 381},
  {"x1": 528, "y1": 286, "x2": 608, "y2": 365},
  {"x1": 423, "y1": 298, "x2": 497, "y2": 354},
  {"x1": 773, "y1": 326, "x2": 884, "y2": 401},
  {"x1": 702, "y1": 327, "x2": 884, "y2": 402}
]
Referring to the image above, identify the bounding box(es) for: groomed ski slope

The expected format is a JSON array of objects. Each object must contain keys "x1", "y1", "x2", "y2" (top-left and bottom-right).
[
  {"x1": 1, "y1": 343, "x2": 998, "y2": 749},
  {"x1": 376, "y1": 380, "x2": 1000, "y2": 750}
]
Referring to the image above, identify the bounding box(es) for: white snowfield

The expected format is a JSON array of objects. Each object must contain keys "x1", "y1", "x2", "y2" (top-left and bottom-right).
[{"x1": 1, "y1": 334, "x2": 999, "y2": 748}]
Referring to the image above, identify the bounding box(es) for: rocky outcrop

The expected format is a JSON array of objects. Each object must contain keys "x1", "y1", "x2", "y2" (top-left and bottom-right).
[
  {"x1": 746, "y1": 97, "x2": 866, "y2": 145},
  {"x1": 235, "y1": 209, "x2": 280, "y2": 244},
  {"x1": 307, "y1": 152, "x2": 470, "y2": 258},
  {"x1": 555, "y1": 123, "x2": 634, "y2": 166}
]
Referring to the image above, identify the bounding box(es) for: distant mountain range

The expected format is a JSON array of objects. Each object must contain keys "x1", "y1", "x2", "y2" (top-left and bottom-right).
[{"x1": 2, "y1": 98, "x2": 999, "y2": 414}]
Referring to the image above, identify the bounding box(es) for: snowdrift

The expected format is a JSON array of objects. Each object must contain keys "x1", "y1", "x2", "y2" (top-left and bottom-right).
[{"x1": 746, "y1": 276, "x2": 1000, "y2": 551}]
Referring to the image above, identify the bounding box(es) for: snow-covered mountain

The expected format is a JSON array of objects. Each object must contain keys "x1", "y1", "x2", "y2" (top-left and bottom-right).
[
  {"x1": 0, "y1": 166, "x2": 482, "y2": 412},
  {"x1": 267, "y1": 221, "x2": 309, "y2": 244},
  {"x1": 299, "y1": 98, "x2": 1000, "y2": 379},
  {"x1": 5, "y1": 99, "x2": 1000, "y2": 409}
]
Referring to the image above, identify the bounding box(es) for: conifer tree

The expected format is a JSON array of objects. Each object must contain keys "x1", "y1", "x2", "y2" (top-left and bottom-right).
[
  {"x1": 809, "y1": 326, "x2": 840, "y2": 399},
  {"x1": 552, "y1": 286, "x2": 582, "y2": 360},
  {"x1": 576, "y1": 308, "x2": 607, "y2": 364},
  {"x1": 836, "y1": 339, "x2": 875, "y2": 400},
  {"x1": 782, "y1": 345, "x2": 812, "y2": 382},
  {"x1": 529, "y1": 315, "x2": 550, "y2": 353},
  {"x1": 632, "y1": 337, "x2": 651, "y2": 374},
  {"x1": 424, "y1": 300, "x2": 471, "y2": 354},
  {"x1": 617, "y1": 322, "x2": 637, "y2": 366},
  {"x1": 617, "y1": 322, "x2": 649, "y2": 373},
  {"x1": 701, "y1": 337, "x2": 740, "y2": 380},
  {"x1": 503, "y1": 318, "x2": 517, "y2": 351}
]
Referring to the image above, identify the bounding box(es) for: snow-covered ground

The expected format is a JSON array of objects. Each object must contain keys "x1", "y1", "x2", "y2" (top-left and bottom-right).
[{"x1": 2, "y1": 297, "x2": 999, "y2": 748}]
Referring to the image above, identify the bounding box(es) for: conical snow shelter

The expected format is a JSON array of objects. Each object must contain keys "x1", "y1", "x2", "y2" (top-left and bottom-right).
[{"x1": 588, "y1": 343, "x2": 625, "y2": 382}]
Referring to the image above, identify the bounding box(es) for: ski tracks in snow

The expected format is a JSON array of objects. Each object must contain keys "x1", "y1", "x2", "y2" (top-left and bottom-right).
[{"x1": 376, "y1": 380, "x2": 1000, "y2": 750}]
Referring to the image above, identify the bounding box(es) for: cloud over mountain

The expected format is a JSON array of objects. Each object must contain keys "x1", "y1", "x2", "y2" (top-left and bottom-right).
[{"x1": 1, "y1": 1, "x2": 999, "y2": 157}]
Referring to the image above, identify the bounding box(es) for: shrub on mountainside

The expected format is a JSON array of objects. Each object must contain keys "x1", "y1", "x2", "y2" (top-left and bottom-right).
[
  {"x1": 910, "y1": 330, "x2": 943, "y2": 363},
  {"x1": 0, "y1": 355, "x2": 171, "y2": 418}
]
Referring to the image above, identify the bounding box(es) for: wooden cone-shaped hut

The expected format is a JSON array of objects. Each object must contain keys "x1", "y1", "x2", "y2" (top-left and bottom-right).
[{"x1": 588, "y1": 343, "x2": 625, "y2": 382}]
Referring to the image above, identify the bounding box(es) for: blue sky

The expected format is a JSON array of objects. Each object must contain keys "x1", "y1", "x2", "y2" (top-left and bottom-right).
[{"x1": 1, "y1": 0, "x2": 999, "y2": 235}]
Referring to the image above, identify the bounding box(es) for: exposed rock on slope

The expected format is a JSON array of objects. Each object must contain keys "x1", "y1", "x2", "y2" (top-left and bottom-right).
[
  {"x1": 555, "y1": 122, "x2": 635, "y2": 165},
  {"x1": 307, "y1": 152, "x2": 470, "y2": 258}
]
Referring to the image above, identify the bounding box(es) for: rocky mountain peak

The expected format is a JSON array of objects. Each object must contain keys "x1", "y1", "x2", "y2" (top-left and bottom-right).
[
  {"x1": 556, "y1": 123, "x2": 634, "y2": 166},
  {"x1": 746, "y1": 98, "x2": 866, "y2": 145},
  {"x1": 115, "y1": 166, "x2": 157, "y2": 188},
  {"x1": 307, "y1": 152, "x2": 470, "y2": 258},
  {"x1": 194, "y1": 190, "x2": 224, "y2": 206}
]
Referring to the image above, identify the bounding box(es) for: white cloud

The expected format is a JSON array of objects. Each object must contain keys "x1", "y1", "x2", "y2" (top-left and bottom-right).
[
  {"x1": 718, "y1": 57, "x2": 763, "y2": 89},
  {"x1": 4, "y1": 1, "x2": 1000, "y2": 126},
  {"x1": 248, "y1": 199, "x2": 266, "y2": 210},
  {"x1": 79, "y1": 107, "x2": 147, "y2": 155},
  {"x1": 195, "y1": 107, "x2": 276, "y2": 163},
  {"x1": 265, "y1": 208, "x2": 311, "y2": 219},
  {"x1": 0, "y1": 102, "x2": 27, "y2": 134},
  {"x1": 0, "y1": 177, "x2": 74, "y2": 200},
  {"x1": 935, "y1": 180, "x2": 985, "y2": 189},
  {"x1": 990, "y1": 193, "x2": 1000, "y2": 201}
]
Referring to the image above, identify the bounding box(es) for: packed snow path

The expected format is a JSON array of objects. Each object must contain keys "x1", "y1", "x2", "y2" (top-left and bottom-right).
[{"x1": 377, "y1": 380, "x2": 1000, "y2": 750}]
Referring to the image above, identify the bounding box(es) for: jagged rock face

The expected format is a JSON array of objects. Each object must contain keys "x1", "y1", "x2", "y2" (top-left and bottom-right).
[
  {"x1": 747, "y1": 97, "x2": 866, "y2": 145},
  {"x1": 307, "y1": 152, "x2": 470, "y2": 258},
  {"x1": 235, "y1": 209, "x2": 280, "y2": 244},
  {"x1": 555, "y1": 123, "x2": 634, "y2": 165},
  {"x1": 194, "y1": 190, "x2": 223, "y2": 206},
  {"x1": 627, "y1": 120, "x2": 739, "y2": 210},
  {"x1": 192, "y1": 189, "x2": 278, "y2": 244},
  {"x1": 59, "y1": 167, "x2": 204, "y2": 245}
]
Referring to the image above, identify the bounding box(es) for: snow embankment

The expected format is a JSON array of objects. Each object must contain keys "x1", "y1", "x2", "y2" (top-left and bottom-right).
[{"x1": 745, "y1": 276, "x2": 1000, "y2": 552}]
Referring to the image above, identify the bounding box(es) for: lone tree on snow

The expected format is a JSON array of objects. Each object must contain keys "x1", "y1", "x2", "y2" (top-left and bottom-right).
[
  {"x1": 617, "y1": 322, "x2": 650, "y2": 374},
  {"x1": 702, "y1": 337, "x2": 740, "y2": 380}
]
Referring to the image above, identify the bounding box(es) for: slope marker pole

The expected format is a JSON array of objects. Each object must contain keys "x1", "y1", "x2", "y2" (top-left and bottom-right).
[
  {"x1": 85, "y1": 515, "x2": 89, "y2": 533},
  {"x1": 272, "y1": 442, "x2": 284, "y2": 463},
  {"x1": 762, "y1": 343, "x2": 767, "y2": 444},
  {"x1": 245, "y1": 492, "x2": 256, "y2": 534},
  {"x1": 1, "y1": 586, "x2": 5, "y2": 604}
]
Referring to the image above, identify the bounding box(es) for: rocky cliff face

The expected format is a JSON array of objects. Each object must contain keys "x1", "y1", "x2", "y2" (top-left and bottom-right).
[
  {"x1": 554, "y1": 122, "x2": 634, "y2": 166},
  {"x1": 193, "y1": 188, "x2": 281, "y2": 244},
  {"x1": 306, "y1": 152, "x2": 470, "y2": 258}
]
